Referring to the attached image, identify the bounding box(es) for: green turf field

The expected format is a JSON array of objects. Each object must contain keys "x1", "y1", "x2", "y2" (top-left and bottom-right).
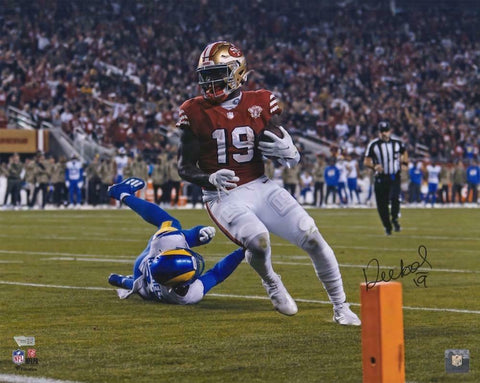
[{"x1": 0, "y1": 207, "x2": 479, "y2": 382}]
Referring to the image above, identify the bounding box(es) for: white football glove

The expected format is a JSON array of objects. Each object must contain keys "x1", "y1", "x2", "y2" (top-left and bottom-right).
[
  {"x1": 208, "y1": 169, "x2": 240, "y2": 193},
  {"x1": 258, "y1": 126, "x2": 299, "y2": 160},
  {"x1": 199, "y1": 226, "x2": 216, "y2": 243},
  {"x1": 245, "y1": 249, "x2": 253, "y2": 264}
]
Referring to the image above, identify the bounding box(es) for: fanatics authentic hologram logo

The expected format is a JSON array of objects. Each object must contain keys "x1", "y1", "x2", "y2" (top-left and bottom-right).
[{"x1": 14, "y1": 336, "x2": 35, "y2": 347}]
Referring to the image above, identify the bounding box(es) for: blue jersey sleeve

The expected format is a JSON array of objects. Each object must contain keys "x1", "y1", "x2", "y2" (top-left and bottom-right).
[
  {"x1": 181, "y1": 225, "x2": 208, "y2": 247},
  {"x1": 199, "y1": 248, "x2": 245, "y2": 294},
  {"x1": 123, "y1": 195, "x2": 182, "y2": 229}
]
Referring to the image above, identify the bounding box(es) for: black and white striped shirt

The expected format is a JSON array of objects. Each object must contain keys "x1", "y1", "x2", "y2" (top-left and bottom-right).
[{"x1": 365, "y1": 137, "x2": 406, "y2": 175}]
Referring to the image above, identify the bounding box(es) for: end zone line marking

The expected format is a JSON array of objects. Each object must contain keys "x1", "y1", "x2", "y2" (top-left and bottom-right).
[
  {"x1": 1, "y1": 280, "x2": 479, "y2": 315},
  {"x1": 0, "y1": 374, "x2": 85, "y2": 383}
]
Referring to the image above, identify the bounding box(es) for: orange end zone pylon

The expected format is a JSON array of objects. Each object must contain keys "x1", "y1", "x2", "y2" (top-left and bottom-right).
[{"x1": 361, "y1": 281, "x2": 405, "y2": 383}]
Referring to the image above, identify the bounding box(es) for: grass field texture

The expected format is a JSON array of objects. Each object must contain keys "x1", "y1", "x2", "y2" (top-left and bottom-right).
[{"x1": 0, "y1": 207, "x2": 479, "y2": 383}]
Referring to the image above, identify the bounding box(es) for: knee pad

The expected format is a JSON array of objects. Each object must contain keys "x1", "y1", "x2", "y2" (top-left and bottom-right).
[
  {"x1": 296, "y1": 216, "x2": 323, "y2": 251},
  {"x1": 296, "y1": 216, "x2": 339, "y2": 279},
  {"x1": 245, "y1": 232, "x2": 270, "y2": 263}
]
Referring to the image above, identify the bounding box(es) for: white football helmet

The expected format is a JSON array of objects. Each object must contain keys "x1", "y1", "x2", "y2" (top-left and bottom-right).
[{"x1": 197, "y1": 41, "x2": 248, "y2": 103}]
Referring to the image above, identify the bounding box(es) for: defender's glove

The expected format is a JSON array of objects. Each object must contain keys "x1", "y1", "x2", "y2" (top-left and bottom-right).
[
  {"x1": 258, "y1": 126, "x2": 299, "y2": 160},
  {"x1": 199, "y1": 226, "x2": 216, "y2": 243},
  {"x1": 108, "y1": 177, "x2": 145, "y2": 201},
  {"x1": 208, "y1": 169, "x2": 239, "y2": 193},
  {"x1": 65, "y1": 181, "x2": 70, "y2": 188}
]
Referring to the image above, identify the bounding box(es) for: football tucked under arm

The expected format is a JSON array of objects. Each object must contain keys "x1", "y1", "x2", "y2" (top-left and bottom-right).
[{"x1": 258, "y1": 126, "x2": 300, "y2": 168}]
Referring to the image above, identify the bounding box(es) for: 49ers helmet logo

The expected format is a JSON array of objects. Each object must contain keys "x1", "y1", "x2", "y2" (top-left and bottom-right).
[{"x1": 228, "y1": 45, "x2": 242, "y2": 57}]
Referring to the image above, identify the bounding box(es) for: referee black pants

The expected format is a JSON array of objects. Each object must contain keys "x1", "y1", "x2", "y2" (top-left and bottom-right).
[{"x1": 374, "y1": 173, "x2": 401, "y2": 231}]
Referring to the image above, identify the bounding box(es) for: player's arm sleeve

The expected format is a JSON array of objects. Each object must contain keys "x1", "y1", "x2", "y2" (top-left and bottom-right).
[
  {"x1": 181, "y1": 225, "x2": 209, "y2": 247},
  {"x1": 199, "y1": 248, "x2": 245, "y2": 295},
  {"x1": 177, "y1": 124, "x2": 212, "y2": 188},
  {"x1": 123, "y1": 194, "x2": 181, "y2": 229}
]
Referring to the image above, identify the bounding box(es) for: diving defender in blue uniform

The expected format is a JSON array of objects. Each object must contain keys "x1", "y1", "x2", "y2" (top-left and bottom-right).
[{"x1": 107, "y1": 177, "x2": 245, "y2": 304}]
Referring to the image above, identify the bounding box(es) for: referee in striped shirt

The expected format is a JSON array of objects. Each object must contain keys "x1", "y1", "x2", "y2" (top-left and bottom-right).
[{"x1": 364, "y1": 121, "x2": 408, "y2": 235}]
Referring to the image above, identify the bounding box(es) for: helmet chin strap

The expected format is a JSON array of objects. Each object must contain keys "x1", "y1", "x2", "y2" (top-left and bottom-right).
[{"x1": 243, "y1": 69, "x2": 253, "y2": 83}]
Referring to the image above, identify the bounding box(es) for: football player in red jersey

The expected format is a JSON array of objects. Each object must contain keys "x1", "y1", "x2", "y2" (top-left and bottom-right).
[{"x1": 177, "y1": 41, "x2": 360, "y2": 325}]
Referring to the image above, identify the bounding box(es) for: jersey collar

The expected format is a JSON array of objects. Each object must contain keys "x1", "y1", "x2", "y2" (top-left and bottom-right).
[{"x1": 220, "y1": 93, "x2": 242, "y2": 110}]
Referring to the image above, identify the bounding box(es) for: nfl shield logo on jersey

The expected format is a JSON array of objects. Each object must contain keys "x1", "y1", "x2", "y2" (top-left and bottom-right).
[{"x1": 12, "y1": 349, "x2": 25, "y2": 365}]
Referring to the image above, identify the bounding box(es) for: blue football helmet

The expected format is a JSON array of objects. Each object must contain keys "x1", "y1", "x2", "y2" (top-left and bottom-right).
[{"x1": 150, "y1": 248, "x2": 205, "y2": 287}]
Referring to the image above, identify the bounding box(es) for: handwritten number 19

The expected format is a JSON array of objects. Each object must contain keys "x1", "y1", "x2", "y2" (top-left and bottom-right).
[{"x1": 362, "y1": 245, "x2": 432, "y2": 291}]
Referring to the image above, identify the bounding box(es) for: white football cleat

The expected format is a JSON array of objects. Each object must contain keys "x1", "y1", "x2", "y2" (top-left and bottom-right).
[
  {"x1": 333, "y1": 302, "x2": 361, "y2": 326},
  {"x1": 262, "y1": 275, "x2": 298, "y2": 316}
]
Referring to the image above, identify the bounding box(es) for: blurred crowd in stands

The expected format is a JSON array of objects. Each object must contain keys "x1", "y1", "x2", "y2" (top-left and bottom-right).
[{"x1": 0, "y1": 0, "x2": 479, "y2": 207}]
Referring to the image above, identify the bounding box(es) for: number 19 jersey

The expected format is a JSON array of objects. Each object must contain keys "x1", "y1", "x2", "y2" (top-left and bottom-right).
[{"x1": 177, "y1": 90, "x2": 282, "y2": 188}]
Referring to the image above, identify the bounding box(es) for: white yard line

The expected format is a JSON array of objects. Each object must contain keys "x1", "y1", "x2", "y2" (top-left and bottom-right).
[
  {"x1": 0, "y1": 234, "x2": 140, "y2": 242},
  {"x1": 40, "y1": 257, "x2": 132, "y2": 263},
  {"x1": 2, "y1": 248, "x2": 478, "y2": 273},
  {"x1": 1, "y1": 280, "x2": 479, "y2": 315},
  {"x1": 277, "y1": 261, "x2": 480, "y2": 274},
  {"x1": 0, "y1": 260, "x2": 24, "y2": 263},
  {"x1": 0, "y1": 250, "x2": 133, "y2": 259},
  {"x1": 0, "y1": 374, "x2": 84, "y2": 383},
  {"x1": 32, "y1": 255, "x2": 480, "y2": 274},
  {"x1": 0, "y1": 281, "x2": 111, "y2": 291}
]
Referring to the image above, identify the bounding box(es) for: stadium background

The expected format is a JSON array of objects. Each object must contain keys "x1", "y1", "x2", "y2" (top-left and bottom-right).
[
  {"x1": 1, "y1": 0, "x2": 479, "y2": 207},
  {"x1": 1, "y1": 1, "x2": 480, "y2": 382}
]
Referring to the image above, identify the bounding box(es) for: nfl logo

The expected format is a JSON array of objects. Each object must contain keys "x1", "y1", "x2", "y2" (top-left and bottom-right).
[{"x1": 12, "y1": 349, "x2": 25, "y2": 365}]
